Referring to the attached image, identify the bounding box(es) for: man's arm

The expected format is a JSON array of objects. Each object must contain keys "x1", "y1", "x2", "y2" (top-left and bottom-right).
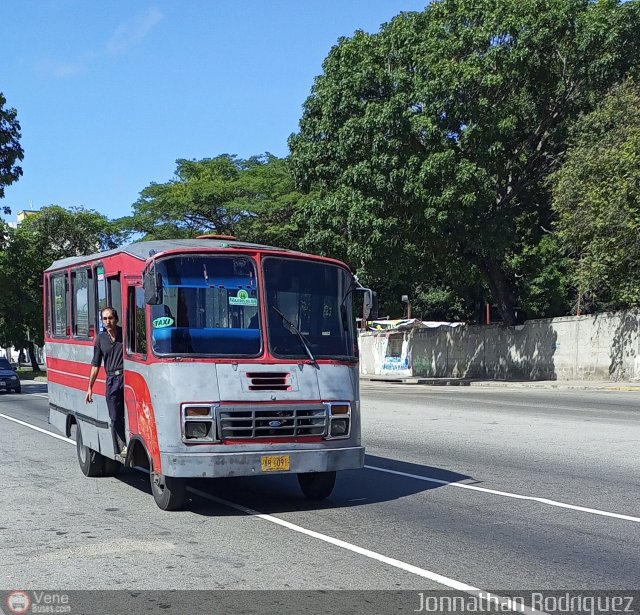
[
  {"x1": 86, "y1": 340, "x2": 103, "y2": 403},
  {"x1": 85, "y1": 365, "x2": 100, "y2": 403}
]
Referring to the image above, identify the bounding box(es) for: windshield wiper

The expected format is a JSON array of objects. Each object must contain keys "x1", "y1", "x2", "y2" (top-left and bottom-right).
[{"x1": 270, "y1": 306, "x2": 317, "y2": 365}]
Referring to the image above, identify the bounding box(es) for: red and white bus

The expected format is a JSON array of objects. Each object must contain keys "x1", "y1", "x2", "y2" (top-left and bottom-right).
[{"x1": 44, "y1": 237, "x2": 372, "y2": 510}]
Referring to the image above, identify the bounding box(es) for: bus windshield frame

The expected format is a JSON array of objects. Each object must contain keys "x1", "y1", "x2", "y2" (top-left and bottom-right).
[
  {"x1": 263, "y1": 256, "x2": 357, "y2": 361},
  {"x1": 149, "y1": 254, "x2": 262, "y2": 358}
]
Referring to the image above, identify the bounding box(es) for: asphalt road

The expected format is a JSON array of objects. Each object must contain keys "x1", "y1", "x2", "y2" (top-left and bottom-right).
[{"x1": 0, "y1": 381, "x2": 638, "y2": 599}]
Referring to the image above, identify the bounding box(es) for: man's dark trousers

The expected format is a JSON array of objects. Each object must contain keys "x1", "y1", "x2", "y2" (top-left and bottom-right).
[{"x1": 106, "y1": 373, "x2": 126, "y2": 450}]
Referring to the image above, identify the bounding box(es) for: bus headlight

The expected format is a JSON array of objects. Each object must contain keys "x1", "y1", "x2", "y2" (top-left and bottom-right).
[
  {"x1": 181, "y1": 404, "x2": 218, "y2": 443},
  {"x1": 330, "y1": 418, "x2": 349, "y2": 437},
  {"x1": 324, "y1": 402, "x2": 351, "y2": 439},
  {"x1": 185, "y1": 421, "x2": 213, "y2": 439}
]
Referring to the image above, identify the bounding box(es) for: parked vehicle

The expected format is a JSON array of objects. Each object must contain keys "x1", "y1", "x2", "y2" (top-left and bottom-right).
[
  {"x1": 0, "y1": 358, "x2": 21, "y2": 393},
  {"x1": 44, "y1": 237, "x2": 373, "y2": 510}
]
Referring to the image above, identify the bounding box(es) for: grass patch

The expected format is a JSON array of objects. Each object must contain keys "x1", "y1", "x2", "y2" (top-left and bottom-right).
[{"x1": 17, "y1": 368, "x2": 48, "y2": 382}]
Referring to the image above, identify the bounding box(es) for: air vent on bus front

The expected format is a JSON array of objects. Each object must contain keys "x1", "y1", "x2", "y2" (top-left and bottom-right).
[{"x1": 246, "y1": 372, "x2": 290, "y2": 391}]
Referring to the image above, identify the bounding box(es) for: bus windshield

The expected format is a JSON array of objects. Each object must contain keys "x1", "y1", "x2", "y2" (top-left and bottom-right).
[
  {"x1": 264, "y1": 257, "x2": 356, "y2": 360},
  {"x1": 150, "y1": 255, "x2": 261, "y2": 356}
]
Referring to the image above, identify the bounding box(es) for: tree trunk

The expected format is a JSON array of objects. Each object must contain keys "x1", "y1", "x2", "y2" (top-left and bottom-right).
[
  {"x1": 476, "y1": 257, "x2": 518, "y2": 326},
  {"x1": 26, "y1": 340, "x2": 41, "y2": 372}
]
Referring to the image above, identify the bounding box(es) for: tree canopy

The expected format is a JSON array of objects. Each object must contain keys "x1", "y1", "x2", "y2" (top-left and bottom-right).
[
  {"x1": 0, "y1": 92, "x2": 23, "y2": 209},
  {"x1": 289, "y1": 0, "x2": 640, "y2": 324},
  {"x1": 552, "y1": 79, "x2": 640, "y2": 312},
  {"x1": 120, "y1": 154, "x2": 305, "y2": 250},
  {"x1": 0, "y1": 206, "x2": 125, "y2": 369}
]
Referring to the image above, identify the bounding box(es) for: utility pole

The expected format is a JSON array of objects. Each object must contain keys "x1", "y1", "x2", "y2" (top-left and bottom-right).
[{"x1": 401, "y1": 295, "x2": 411, "y2": 319}]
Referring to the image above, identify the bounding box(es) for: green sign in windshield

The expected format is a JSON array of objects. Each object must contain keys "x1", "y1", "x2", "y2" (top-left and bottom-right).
[
  {"x1": 152, "y1": 316, "x2": 174, "y2": 328},
  {"x1": 229, "y1": 289, "x2": 258, "y2": 306}
]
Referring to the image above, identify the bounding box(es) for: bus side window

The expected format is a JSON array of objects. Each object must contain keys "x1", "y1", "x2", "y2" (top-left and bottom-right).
[
  {"x1": 127, "y1": 286, "x2": 148, "y2": 358},
  {"x1": 95, "y1": 265, "x2": 107, "y2": 331},
  {"x1": 51, "y1": 273, "x2": 68, "y2": 338},
  {"x1": 109, "y1": 276, "x2": 122, "y2": 324},
  {"x1": 87, "y1": 268, "x2": 95, "y2": 336},
  {"x1": 71, "y1": 268, "x2": 91, "y2": 338},
  {"x1": 44, "y1": 276, "x2": 52, "y2": 337}
]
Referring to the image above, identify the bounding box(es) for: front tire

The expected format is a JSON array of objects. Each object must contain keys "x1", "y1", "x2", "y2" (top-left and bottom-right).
[
  {"x1": 76, "y1": 424, "x2": 106, "y2": 477},
  {"x1": 297, "y1": 471, "x2": 336, "y2": 500},
  {"x1": 150, "y1": 473, "x2": 186, "y2": 511}
]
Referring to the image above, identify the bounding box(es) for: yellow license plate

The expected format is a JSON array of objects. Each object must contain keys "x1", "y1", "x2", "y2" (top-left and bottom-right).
[{"x1": 261, "y1": 454, "x2": 290, "y2": 472}]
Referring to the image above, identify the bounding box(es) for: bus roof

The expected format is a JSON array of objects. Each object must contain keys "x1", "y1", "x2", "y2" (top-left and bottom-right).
[{"x1": 44, "y1": 238, "x2": 348, "y2": 272}]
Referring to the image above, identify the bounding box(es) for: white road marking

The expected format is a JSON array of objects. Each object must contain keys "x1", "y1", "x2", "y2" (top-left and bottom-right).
[
  {"x1": 0, "y1": 413, "x2": 74, "y2": 444},
  {"x1": 187, "y1": 487, "x2": 543, "y2": 614},
  {"x1": 366, "y1": 465, "x2": 640, "y2": 523},
  {"x1": 0, "y1": 413, "x2": 544, "y2": 612}
]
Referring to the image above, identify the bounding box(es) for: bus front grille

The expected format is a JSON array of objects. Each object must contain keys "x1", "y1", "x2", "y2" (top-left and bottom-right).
[{"x1": 218, "y1": 404, "x2": 327, "y2": 439}]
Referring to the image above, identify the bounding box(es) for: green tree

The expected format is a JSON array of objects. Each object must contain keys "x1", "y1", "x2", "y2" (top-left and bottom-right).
[
  {"x1": 121, "y1": 153, "x2": 305, "y2": 248},
  {"x1": 0, "y1": 92, "x2": 24, "y2": 256},
  {"x1": 508, "y1": 234, "x2": 570, "y2": 320},
  {"x1": 0, "y1": 206, "x2": 127, "y2": 370},
  {"x1": 0, "y1": 92, "x2": 23, "y2": 208},
  {"x1": 289, "y1": 0, "x2": 640, "y2": 324},
  {"x1": 551, "y1": 79, "x2": 640, "y2": 312},
  {"x1": 236, "y1": 155, "x2": 306, "y2": 249}
]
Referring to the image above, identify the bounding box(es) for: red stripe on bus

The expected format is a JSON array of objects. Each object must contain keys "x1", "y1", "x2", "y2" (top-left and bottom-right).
[
  {"x1": 43, "y1": 348, "x2": 357, "y2": 367},
  {"x1": 47, "y1": 356, "x2": 93, "y2": 373},
  {"x1": 44, "y1": 336, "x2": 95, "y2": 346},
  {"x1": 48, "y1": 367, "x2": 106, "y2": 396}
]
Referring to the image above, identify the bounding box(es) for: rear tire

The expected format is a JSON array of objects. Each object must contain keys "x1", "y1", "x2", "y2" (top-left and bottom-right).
[
  {"x1": 150, "y1": 473, "x2": 186, "y2": 511},
  {"x1": 297, "y1": 471, "x2": 336, "y2": 500},
  {"x1": 76, "y1": 424, "x2": 106, "y2": 477}
]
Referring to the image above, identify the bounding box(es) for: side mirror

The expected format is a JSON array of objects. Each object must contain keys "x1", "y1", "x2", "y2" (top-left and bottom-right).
[
  {"x1": 358, "y1": 288, "x2": 378, "y2": 321},
  {"x1": 363, "y1": 290, "x2": 373, "y2": 321},
  {"x1": 143, "y1": 268, "x2": 163, "y2": 305}
]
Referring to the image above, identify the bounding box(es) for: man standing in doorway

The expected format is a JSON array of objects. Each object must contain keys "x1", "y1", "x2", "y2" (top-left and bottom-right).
[{"x1": 85, "y1": 307, "x2": 126, "y2": 455}]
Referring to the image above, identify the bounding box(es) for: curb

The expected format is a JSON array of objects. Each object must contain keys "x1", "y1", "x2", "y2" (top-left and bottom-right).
[{"x1": 361, "y1": 377, "x2": 640, "y2": 391}]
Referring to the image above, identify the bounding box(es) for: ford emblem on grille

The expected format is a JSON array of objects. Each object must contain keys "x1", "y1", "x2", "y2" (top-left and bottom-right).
[{"x1": 269, "y1": 420, "x2": 282, "y2": 427}]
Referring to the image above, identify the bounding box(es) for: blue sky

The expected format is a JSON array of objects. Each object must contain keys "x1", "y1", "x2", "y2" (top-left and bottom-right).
[{"x1": 2, "y1": 1, "x2": 427, "y2": 223}]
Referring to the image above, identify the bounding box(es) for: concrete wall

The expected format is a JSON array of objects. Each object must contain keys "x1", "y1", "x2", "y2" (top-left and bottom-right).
[
  {"x1": 359, "y1": 330, "x2": 413, "y2": 378},
  {"x1": 359, "y1": 309, "x2": 640, "y2": 381}
]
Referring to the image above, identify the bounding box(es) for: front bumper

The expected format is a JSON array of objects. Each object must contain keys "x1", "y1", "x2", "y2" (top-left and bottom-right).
[{"x1": 161, "y1": 445, "x2": 365, "y2": 478}]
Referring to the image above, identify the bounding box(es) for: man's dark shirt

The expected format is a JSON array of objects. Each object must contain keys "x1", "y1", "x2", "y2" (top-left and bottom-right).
[{"x1": 91, "y1": 326, "x2": 123, "y2": 375}]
